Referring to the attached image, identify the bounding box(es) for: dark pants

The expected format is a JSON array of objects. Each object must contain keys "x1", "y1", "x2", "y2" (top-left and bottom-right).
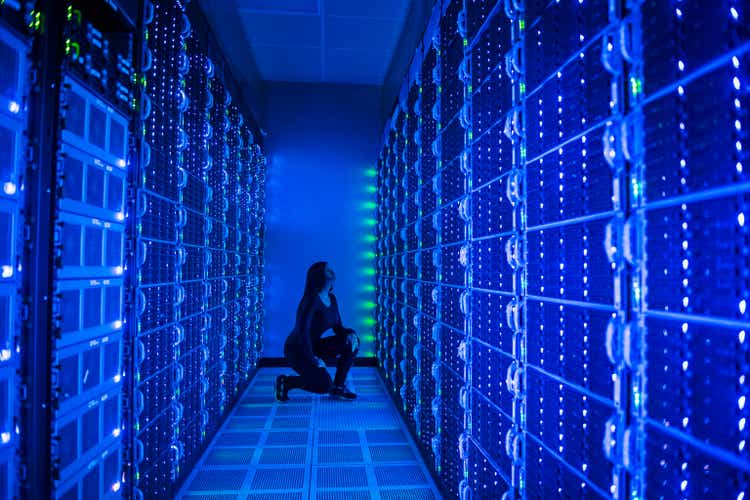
[{"x1": 284, "y1": 333, "x2": 359, "y2": 394}]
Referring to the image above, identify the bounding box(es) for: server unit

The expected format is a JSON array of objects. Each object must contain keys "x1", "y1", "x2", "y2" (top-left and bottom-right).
[{"x1": 376, "y1": 0, "x2": 750, "y2": 499}]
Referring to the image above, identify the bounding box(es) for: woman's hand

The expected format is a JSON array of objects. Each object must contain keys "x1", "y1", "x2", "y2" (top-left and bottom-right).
[
  {"x1": 346, "y1": 332, "x2": 360, "y2": 353},
  {"x1": 314, "y1": 357, "x2": 326, "y2": 368}
]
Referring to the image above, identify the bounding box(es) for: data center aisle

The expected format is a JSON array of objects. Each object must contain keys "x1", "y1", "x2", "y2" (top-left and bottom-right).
[{"x1": 177, "y1": 367, "x2": 443, "y2": 499}]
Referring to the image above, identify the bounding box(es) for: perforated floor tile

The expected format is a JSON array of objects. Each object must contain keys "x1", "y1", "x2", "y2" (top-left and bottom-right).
[
  {"x1": 246, "y1": 494, "x2": 304, "y2": 500},
  {"x1": 274, "y1": 404, "x2": 312, "y2": 417},
  {"x1": 189, "y1": 470, "x2": 248, "y2": 491},
  {"x1": 243, "y1": 395, "x2": 273, "y2": 404},
  {"x1": 264, "y1": 430, "x2": 308, "y2": 446},
  {"x1": 365, "y1": 429, "x2": 407, "y2": 444},
  {"x1": 374, "y1": 465, "x2": 428, "y2": 486},
  {"x1": 357, "y1": 383, "x2": 386, "y2": 390},
  {"x1": 251, "y1": 468, "x2": 305, "y2": 489},
  {"x1": 380, "y1": 488, "x2": 438, "y2": 500},
  {"x1": 205, "y1": 448, "x2": 255, "y2": 466},
  {"x1": 235, "y1": 405, "x2": 273, "y2": 417},
  {"x1": 226, "y1": 417, "x2": 268, "y2": 431},
  {"x1": 316, "y1": 490, "x2": 372, "y2": 500},
  {"x1": 316, "y1": 402, "x2": 400, "y2": 430},
  {"x1": 316, "y1": 445, "x2": 364, "y2": 464},
  {"x1": 245, "y1": 385, "x2": 273, "y2": 395},
  {"x1": 271, "y1": 416, "x2": 310, "y2": 428},
  {"x1": 316, "y1": 466, "x2": 368, "y2": 488},
  {"x1": 215, "y1": 432, "x2": 262, "y2": 447},
  {"x1": 369, "y1": 445, "x2": 417, "y2": 462},
  {"x1": 258, "y1": 446, "x2": 307, "y2": 465},
  {"x1": 176, "y1": 367, "x2": 441, "y2": 499},
  {"x1": 317, "y1": 430, "x2": 360, "y2": 445}
]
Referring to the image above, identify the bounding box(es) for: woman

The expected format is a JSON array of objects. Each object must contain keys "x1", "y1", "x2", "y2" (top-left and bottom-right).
[{"x1": 275, "y1": 261, "x2": 360, "y2": 401}]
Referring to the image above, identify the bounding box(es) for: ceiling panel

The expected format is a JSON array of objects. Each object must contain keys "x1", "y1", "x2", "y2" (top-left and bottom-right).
[
  {"x1": 325, "y1": 17, "x2": 401, "y2": 50},
  {"x1": 240, "y1": 12, "x2": 321, "y2": 47},
  {"x1": 253, "y1": 46, "x2": 321, "y2": 82},
  {"x1": 325, "y1": 48, "x2": 387, "y2": 84},
  {"x1": 206, "y1": 0, "x2": 413, "y2": 84},
  {"x1": 325, "y1": 0, "x2": 411, "y2": 19},
  {"x1": 235, "y1": 0, "x2": 319, "y2": 14}
]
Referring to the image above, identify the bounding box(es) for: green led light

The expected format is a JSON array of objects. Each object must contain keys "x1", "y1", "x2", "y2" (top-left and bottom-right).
[
  {"x1": 363, "y1": 234, "x2": 376, "y2": 243},
  {"x1": 520, "y1": 82, "x2": 526, "y2": 94},
  {"x1": 359, "y1": 201, "x2": 377, "y2": 210},
  {"x1": 360, "y1": 300, "x2": 376, "y2": 310},
  {"x1": 361, "y1": 251, "x2": 376, "y2": 259},
  {"x1": 29, "y1": 10, "x2": 43, "y2": 31},
  {"x1": 366, "y1": 185, "x2": 377, "y2": 194},
  {"x1": 633, "y1": 388, "x2": 641, "y2": 409},
  {"x1": 630, "y1": 76, "x2": 643, "y2": 97},
  {"x1": 66, "y1": 40, "x2": 80, "y2": 59},
  {"x1": 631, "y1": 178, "x2": 641, "y2": 197},
  {"x1": 520, "y1": 19, "x2": 525, "y2": 31},
  {"x1": 364, "y1": 218, "x2": 377, "y2": 226},
  {"x1": 361, "y1": 284, "x2": 375, "y2": 292},
  {"x1": 362, "y1": 317, "x2": 376, "y2": 326}
]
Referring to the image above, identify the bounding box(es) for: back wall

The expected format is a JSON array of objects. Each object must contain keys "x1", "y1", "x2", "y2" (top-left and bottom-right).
[{"x1": 261, "y1": 82, "x2": 381, "y2": 358}]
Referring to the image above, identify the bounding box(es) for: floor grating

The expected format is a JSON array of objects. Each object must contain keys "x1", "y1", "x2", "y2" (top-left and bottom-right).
[{"x1": 176, "y1": 367, "x2": 442, "y2": 499}]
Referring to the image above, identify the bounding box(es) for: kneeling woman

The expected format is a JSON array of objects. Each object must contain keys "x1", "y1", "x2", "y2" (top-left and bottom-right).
[{"x1": 275, "y1": 261, "x2": 359, "y2": 401}]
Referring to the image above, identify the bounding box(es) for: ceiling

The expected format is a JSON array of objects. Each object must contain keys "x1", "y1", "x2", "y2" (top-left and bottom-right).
[{"x1": 214, "y1": 0, "x2": 412, "y2": 85}]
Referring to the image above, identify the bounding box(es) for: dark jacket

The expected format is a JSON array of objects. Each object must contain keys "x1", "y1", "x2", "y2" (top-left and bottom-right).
[{"x1": 284, "y1": 292, "x2": 351, "y2": 363}]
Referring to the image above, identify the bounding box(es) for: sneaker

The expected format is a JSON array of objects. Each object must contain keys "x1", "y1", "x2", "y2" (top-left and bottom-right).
[
  {"x1": 275, "y1": 375, "x2": 289, "y2": 402},
  {"x1": 329, "y1": 384, "x2": 357, "y2": 400}
]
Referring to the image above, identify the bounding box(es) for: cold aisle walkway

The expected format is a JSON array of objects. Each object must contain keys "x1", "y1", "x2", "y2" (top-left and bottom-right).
[{"x1": 177, "y1": 367, "x2": 443, "y2": 499}]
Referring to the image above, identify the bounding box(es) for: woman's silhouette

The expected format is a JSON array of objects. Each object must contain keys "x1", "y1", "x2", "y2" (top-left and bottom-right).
[{"x1": 275, "y1": 261, "x2": 359, "y2": 401}]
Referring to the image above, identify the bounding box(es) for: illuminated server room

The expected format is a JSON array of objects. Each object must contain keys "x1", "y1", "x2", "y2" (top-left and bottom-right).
[{"x1": 0, "y1": 0, "x2": 748, "y2": 498}]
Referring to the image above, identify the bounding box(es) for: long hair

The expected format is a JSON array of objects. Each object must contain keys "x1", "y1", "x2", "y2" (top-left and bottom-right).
[{"x1": 295, "y1": 261, "x2": 328, "y2": 323}]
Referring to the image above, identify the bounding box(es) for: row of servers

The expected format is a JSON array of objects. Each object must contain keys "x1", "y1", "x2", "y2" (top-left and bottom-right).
[
  {"x1": 0, "y1": 0, "x2": 267, "y2": 497},
  {"x1": 375, "y1": 0, "x2": 750, "y2": 498}
]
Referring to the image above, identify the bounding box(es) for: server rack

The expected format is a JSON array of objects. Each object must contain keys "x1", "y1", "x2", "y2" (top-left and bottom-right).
[
  {"x1": 133, "y1": 1, "x2": 266, "y2": 497},
  {"x1": 44, "y1": 1, "x2": 135, "y2": 498},
  {"x1": 0, "y1": 0, "x2": 267, "y2": 497},
  {"x1": 633, "y1": 1, "x2": 750, "y2": 498},
  {"x1": 0, "y1": 3, "x2": 31, "y2": 498},
  {"x1": 376, "y1": 0, "x2": 750, "y2": 499}
]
